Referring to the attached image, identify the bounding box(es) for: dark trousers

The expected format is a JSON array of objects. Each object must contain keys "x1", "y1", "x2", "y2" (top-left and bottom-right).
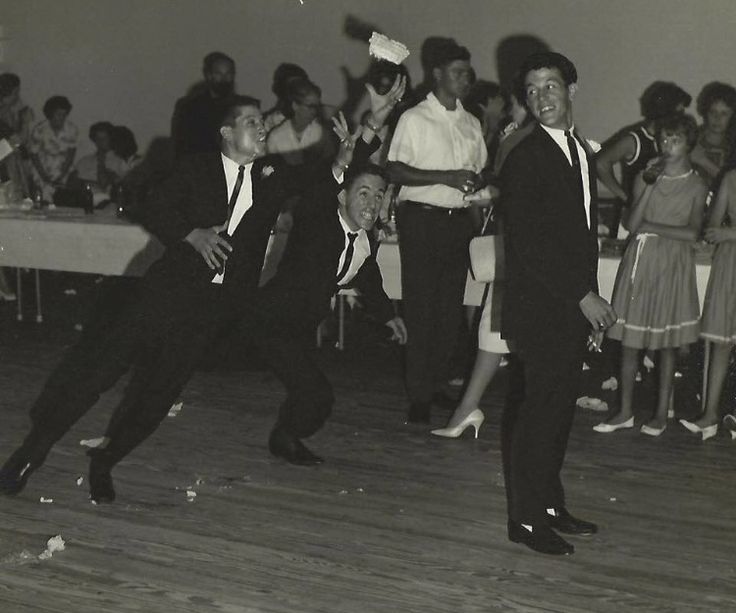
[
  {"x1": 501, "y1": 327, "x2": 587, "y2": 525},
  {"x1": 17, "y1": 274, "x2": 220, "y2": 469},
  {"x1": 251, "y1": 324, "x2": 334, "y2": 439},
  {"x1": 396, "y1": 202, "x2": 473, "y2": 405}
]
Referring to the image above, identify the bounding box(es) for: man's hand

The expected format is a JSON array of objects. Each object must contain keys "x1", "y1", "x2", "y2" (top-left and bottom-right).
[
  {"x1": 184, "y1": 225, "x2": 232, "y2": 270},
  {"x1": 365, "y1": 74, "x2": 406, "y2": 128},
  {"x1": 446, "y1": 169, "x2": 483, "y2": 194},
  {"x1": 385, "y1": 316, "x2": 408, "y2": 345},
  {"x1": 579, "y1": 291, "x2": 617, "y2": 331},
  {"x1": 332, "y1": 112, "x2": 362, "y2": 172},
  {"x1": 704, "y1": 226, "x2": 736, "y2": 244}
]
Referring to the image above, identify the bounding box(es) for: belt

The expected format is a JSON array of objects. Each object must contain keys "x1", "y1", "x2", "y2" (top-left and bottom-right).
[{"x1": 405, "y1": 201, "x2": 470, "y2": 216}]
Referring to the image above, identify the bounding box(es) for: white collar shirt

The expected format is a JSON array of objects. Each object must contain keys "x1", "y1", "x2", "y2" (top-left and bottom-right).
[
  {"x1": 335, "y1": 211, "x2": 370, "y2": 287},
  {"x1": 387, "y1": 92, "x2": 487, "y2": 208},
  {"x1": 539, "y1": 124, "x2": 594, "y2": 229},
  {"x1": 211, "y1": 154, "x2": 254, "y2": 284}
]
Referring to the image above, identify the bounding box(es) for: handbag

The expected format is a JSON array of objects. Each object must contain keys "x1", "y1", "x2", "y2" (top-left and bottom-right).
[{"x1": 469, "y1": 207, "x2": 503, "y2": 283}]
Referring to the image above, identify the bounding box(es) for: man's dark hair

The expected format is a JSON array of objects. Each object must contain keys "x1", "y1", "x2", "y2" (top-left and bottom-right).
[
  {"x1": 640, "y1": 81, "x2": 692, "y2": 121},
  {"x1": 427, "y1": 38, "x2": 471, "y2": 72},
  {"x1": 88, "y1": 121, "x2": 114, "y2": 141},
  {"x1": 519, "y1": 51, "x2": 578, "y2": 87},
  {"x1": 0, "y1": 73, "x2": 20, "y2": 97},
  {"x1": 42, "y1": 95, "x2": 72, "y2": 118},
  {"x1": 656, "y1": 112, "x2": 699, "y2": 151},
  {"x1": 344, "y1": 163, "x2": 389, "y2": 192},
  {"x1": 203, "y1": 51, "x2": 235, "y2": 73},
  {"x1": 696, "y1": 81, "x2": 736, "y2": 117},
  {"x1": 217, "y1": 95, "x2": 261, "y2": 129}
]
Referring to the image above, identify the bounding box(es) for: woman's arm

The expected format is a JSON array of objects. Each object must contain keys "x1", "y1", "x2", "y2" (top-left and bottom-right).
[{"x1": 623, "y1": 173, "x2": 654, "y2": 233}]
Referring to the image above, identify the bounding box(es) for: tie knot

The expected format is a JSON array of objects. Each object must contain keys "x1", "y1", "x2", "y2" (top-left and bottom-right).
[
  {"x1": 347, "y1": 232, "x2": 358, "y2": 241},
  {"x1": 237, "y1": 165, "x2": 245, "y2": 173},
  {"x1": 565, "y1": 130, "x2": 574, "y2": 138}
]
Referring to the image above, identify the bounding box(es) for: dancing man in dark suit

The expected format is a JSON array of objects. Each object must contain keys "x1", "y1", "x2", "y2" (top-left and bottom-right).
[
  {"x1": 0, "y1": 94, "x2": 359, "y2": 503},
  {"x1": 246, "y1": 82, "x2": 408, "y2": 466},
  {"x1": 500, "y1": 52, "x2": 616, "y2": 555}
]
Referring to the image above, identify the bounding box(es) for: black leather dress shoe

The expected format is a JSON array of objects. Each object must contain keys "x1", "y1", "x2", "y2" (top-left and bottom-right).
[
  {"x1": 87, "y1": 450, "x2": 116, "y2": 504},
  {"x1": 546, "y1": 508, "x2": 598, "y2": 535},
  {"x1": 0, "y1": 449, "x2": 36, "y2": 496},
  {"x1": 268, "y1": 428, "x2": 323, "y2": 466},
  {"x1": 406, "y1": 402, "x2": 430, "y2": 424},
  {"x1": 508, "y1": 520, "x2": 574, "y2": 555}
]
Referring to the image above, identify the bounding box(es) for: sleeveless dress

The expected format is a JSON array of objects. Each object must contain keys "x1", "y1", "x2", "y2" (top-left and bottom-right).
[
  {"x1": 607, "y1": 170, "x2": 706, "y2": 349},
  {"x1": 701, "y1": 172, "x2": 736, "y2": 345}
]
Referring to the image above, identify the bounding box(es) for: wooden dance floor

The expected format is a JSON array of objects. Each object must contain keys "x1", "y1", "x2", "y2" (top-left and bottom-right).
[{"x1": 0, "y1": 273, "x2": 735, "y2": 613}]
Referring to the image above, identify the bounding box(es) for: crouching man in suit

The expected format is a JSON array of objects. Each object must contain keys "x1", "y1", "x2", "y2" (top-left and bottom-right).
[{"x1": 244, "y1": 80, "x2": 408, "y2": 465}]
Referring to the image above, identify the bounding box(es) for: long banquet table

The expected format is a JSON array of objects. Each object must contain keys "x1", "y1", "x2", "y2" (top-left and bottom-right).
[{"x1": 0, "y1": 206, "x2": 714, "y2": 312}]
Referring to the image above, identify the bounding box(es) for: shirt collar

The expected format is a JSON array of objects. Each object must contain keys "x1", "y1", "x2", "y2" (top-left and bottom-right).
[
  {"x1": 220, "y1": 152, "x2": 254, "y2": 174},
  {"x1": 426, "y1": 92, "x2": 465, "y2": 117},
  {"x1": 540, "y1": 123, "x2": 575, "y2": 139},
  {"x1": 337, "y1": 208, "x2": 366, "y2": 238}
]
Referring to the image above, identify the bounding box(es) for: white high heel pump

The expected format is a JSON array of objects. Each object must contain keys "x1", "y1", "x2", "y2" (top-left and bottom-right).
[{"x1": 431, "y1": 409, "x2": 485, "y2": 439}]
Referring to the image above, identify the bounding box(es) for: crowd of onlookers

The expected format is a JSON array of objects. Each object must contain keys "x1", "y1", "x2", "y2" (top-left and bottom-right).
[{"x1": 0, "y1": 45, "x2": 734, "y2": 438}]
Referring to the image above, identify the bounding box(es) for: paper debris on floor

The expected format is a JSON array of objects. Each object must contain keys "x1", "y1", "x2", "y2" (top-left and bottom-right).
[
  {"x1": 168, "y1": 402, "x2": 183, "y2": 417},
  {"x1": 39, "y1": 497, "x2": 53, "y2": 504},
  {"x1": 63, "y1": 288, "x2": 77, "y2": 296},
  {"x1": 576, "y1": 396, "x2": 608, "y2": 412},
  {"x1": 38, "y1": 535, "x2": 65, "y2": 560},
  {"x1": 582, "y1": 362, "x2": 591, "y2": 371},
  {"x1": 79, "y1": 437, "x2": 106, "y2": 448},
  {"x1": 643, "y1": 355, "x2": 655, "y2": 370},
  {"x1": 601, "y1": 376, "x2": 618, "y2": 391}
]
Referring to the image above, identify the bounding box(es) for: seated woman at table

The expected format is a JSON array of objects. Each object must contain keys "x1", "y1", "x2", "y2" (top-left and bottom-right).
[
  {"x1": 27, "y1": 95, "x2": 78, "y2": 203},
  {"x1": 690, "y1": 82, "x2": 736, "y2": 187},
  {"x1": 680, "y1": 139, "x2": 736, "y2": 440},
  {"x1": 110, "y1": 125, "x2": 142, "y2": 177},
  {"x1": 596, "y1": 113, "x2": 707, "y2": 437}
]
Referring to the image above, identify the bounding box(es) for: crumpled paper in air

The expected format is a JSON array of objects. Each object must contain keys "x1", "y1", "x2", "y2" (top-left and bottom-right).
[
  {"x1": 576, "y1": 396, "x2": 608, "y2": 412},
  {"x1": 38, "y1": 535, "x2": 65, "y2": 560}
]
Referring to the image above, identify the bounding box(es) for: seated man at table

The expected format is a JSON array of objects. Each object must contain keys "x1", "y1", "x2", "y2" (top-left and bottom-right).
[{"x1": 245, "y1": 81, "x2": 407, "y2": 465}]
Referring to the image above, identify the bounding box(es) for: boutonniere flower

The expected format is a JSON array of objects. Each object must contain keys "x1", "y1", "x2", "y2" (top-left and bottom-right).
[{"x1": 261, "y1": 165, "x2": 275, "y2": 178}]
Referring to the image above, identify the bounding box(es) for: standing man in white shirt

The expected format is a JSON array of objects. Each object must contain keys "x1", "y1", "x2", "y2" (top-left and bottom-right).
[
  {"x1": 387, "y1": 39, "x2": 487, "y2": 424},
  {"x1": 500, "y1": 52, "x2": 616, "y2": 556}
]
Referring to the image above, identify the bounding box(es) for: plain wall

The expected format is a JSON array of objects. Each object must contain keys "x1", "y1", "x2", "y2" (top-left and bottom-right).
[{"x1": 2, "y1": 0, "x2": 735, "y2": 158}]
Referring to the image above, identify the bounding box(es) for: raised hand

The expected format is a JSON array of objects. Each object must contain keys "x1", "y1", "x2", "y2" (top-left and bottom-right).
[
  {"x1": 365, "y1": 73, "x2": 406, "y2": 129},
  {"x1": 332, "y1": 111, "x2": 362, "y2": 170}
]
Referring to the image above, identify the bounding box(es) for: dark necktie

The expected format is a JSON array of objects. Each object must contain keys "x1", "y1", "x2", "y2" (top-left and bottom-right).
[
  {"x1": 336, "y1": 232, "x2": 358, "y2": 285},
  {"x1": 565, "y1": 130, "x2": 584, "y2": 200},
  {"x1": 225, "y1": 165, "x2": 246, "y2": 229}
]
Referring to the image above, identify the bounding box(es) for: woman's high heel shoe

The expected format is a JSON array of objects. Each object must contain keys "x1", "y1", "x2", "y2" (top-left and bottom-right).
[
  {"x1": 431, "y1": 409, "x2": 485, "y2": 439},
  {"x1": 680, "y1": 419, "x2": 718, "y2": 441}
]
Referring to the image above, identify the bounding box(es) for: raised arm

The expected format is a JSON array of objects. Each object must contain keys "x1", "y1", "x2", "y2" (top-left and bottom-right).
[{"x1": 595, "y1": 133, "x2": 636, "y2": 202}]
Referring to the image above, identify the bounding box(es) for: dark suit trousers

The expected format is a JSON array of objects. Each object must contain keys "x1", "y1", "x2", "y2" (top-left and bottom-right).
[
  {"x1": 19, "y1": 274, "x2": 220, "y2": 468},
  {"x1": 502, "y1": 325, "x2": 587, "y2": 525},
  {"x1": 251, "y1": 324, "x2": 334, "y2": 439},
  {"x1": 396, "y1": 202, "x2": 473, "y2": 405}
]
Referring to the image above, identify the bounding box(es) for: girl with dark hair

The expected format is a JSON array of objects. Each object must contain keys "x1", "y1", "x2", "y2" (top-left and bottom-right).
[
  {"x1": 691, "y1": 81, "x2": 736, "y2": 185},
  {"x1": 597, "y1": 114, "x2": 707, "y2": 437},
  {"x1": 680, "y1": 128, "x2": 736, "y2": 440}
]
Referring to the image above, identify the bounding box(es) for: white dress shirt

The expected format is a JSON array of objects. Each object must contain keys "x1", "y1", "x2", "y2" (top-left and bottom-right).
[
  {"x1": 211, "y1": 154, "x2": 254, "y2": 284},
  {"x1": 387, "y1": 92, "x2": 487, "y2": 208},
  {"x1": 539, "y1": 124, "x2": 599, "y2": 229},
  {"x1": 335, "y1": 211, "x2": 370, "y2": 287}
]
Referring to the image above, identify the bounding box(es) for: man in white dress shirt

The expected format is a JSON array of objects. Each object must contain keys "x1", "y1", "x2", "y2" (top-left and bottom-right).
[{"x1": 387, "y1": 38, "x2": 487, "y2": 424}]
